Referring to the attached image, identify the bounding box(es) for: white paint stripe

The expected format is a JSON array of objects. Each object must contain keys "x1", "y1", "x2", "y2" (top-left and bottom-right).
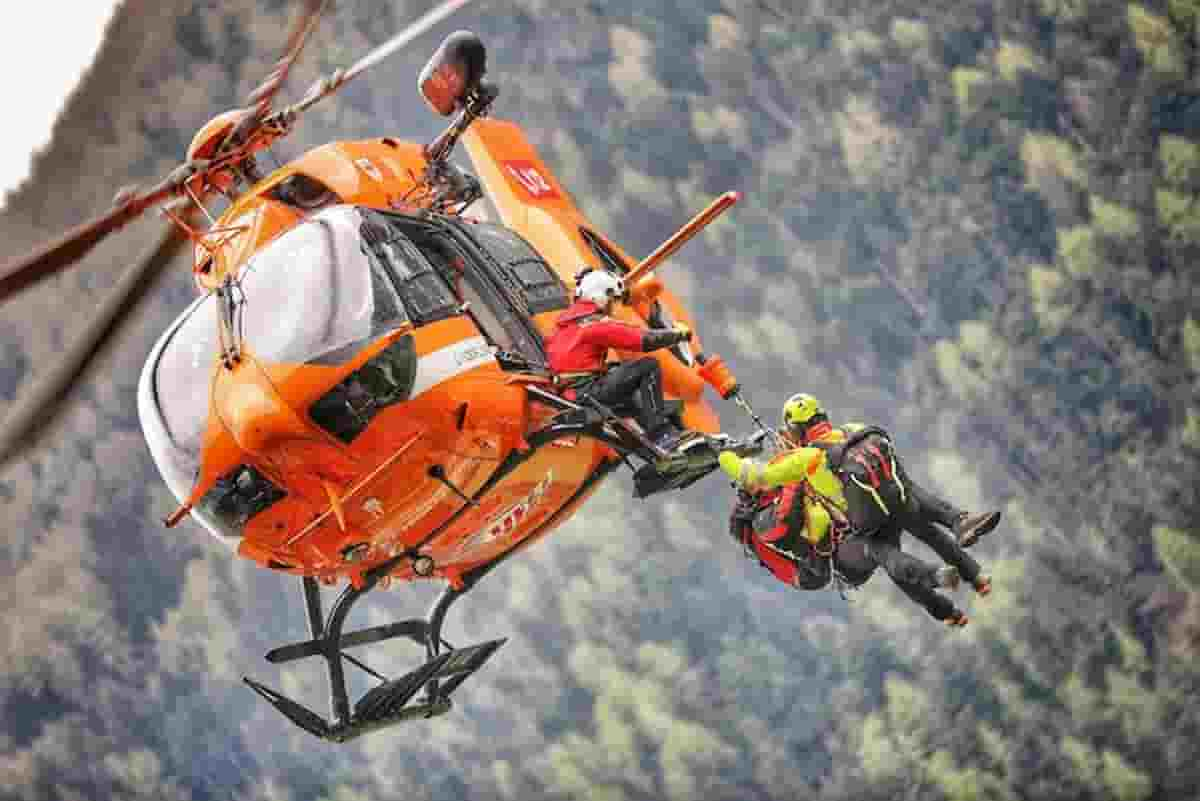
[{"x1": 410, "y1": 336, "x2": 496, "y2": 397}]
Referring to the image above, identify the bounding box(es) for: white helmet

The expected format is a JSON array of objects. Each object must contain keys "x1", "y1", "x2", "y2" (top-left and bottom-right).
[{"x1": 575, "y1": 269, "x2": 625, "y2": 306}]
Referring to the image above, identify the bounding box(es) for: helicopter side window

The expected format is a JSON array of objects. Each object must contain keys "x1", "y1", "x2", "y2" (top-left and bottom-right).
[
  {"x1": 422, "y1": 232, "x2": 521, "y2": 353},
  {"x1": 359, "y1": 212, "x2": 459, "y2": 326},
  {"x1": 465, "y1": 224, "x2": 570, "y2": 314},
  {"x1": 362, "y1": 213, "x2": 550, "y2": 365}
]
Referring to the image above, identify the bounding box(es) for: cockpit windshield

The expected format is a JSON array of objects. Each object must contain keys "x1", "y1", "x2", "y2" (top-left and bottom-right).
[
  {"x1": 137, "y1": 206, "x2": 460, "y2": 543},
  {"x1": 238, "y1": 206, "x2": 417, "y2": 365}
]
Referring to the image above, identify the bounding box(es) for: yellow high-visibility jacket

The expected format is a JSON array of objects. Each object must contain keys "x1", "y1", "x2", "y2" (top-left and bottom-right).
[{"x1": 718, "y1": 424, "x2": 864, "y2": 545}]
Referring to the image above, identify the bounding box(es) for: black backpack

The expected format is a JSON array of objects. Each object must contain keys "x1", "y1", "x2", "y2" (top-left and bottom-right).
[{"x1": 811, "y1": 426, "x2": 906, "y2": 532}]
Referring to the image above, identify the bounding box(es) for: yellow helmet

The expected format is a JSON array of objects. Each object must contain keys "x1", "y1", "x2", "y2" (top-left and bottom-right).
[{"x1": 781, "y1": 393, "x2": 826, "y2": 436}]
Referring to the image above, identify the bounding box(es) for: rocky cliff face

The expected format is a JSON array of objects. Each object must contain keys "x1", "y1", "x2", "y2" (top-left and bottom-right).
[{"x1": 2, "y1": 2, "x2": 1197, "y2": 800}]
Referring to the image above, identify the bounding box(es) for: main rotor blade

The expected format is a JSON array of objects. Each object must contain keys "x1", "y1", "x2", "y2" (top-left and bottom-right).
[
  {"x1": 287, "y1": 0, "x2": 478, "y2": 117},
  {"x1": 245, "y1": 0, "x2": 332, "y2": 116},
  {"x1": 0, "y1": 0, "x2": 333, "y2": 304},
  {"x1": 345, "y1": 0, "x2": 476, "y2": 82},
  {"x1": 0, "y1": 168, "x2": 194, "y2": 304},
  {"x1": 0, "y1": 219, "x2": 192, "y2": 468}
]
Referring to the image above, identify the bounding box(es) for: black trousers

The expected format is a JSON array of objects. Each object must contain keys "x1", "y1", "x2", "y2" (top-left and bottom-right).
[
  {"x1": 900, "y1": 479, "x2": 981, "y2": 583},
  {"x1": 835, "y1": 534, "x2": 957, "y2": 621},
  {"x1": 841, "y1": 456, "x2": 982, "y2": 583},
  {"x1": 576, "y1": 358, "x2": 671, "y2": 437}
]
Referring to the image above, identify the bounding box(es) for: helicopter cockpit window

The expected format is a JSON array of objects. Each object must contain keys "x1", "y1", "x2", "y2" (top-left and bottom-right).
[
  {"x1": 236, "y1": 206, "x2": 413, "y2": 366},
  {"x1": 401, "y1": 224, "x2": 548, "y2": 363},
  {"x1": 140, "y1": 293, "x2": 262, "y2": 547},
  {"x1": 141, "y1": 295, "x2": 218, "y2": 499},
  {"x1": 267, "y1": 172, "x2": 340, "y2": 211},
  {"x1": 358, "y1": 211, "x2": 460, "y2": 326},
  {"x1": 465, "y1": 223, "x2": 570, "y2": 314}
]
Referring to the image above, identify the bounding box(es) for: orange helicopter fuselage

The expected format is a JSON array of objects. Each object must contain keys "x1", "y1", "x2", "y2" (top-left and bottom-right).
[{"x1": 154, "y1": 119, "x2": 719, "y2": 590}]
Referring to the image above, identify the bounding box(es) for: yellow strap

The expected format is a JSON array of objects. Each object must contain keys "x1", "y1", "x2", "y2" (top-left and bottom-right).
[
  {"x1": 849, "y1": 474, "x2": 889, "y2": 515},
  {"x1": 888, "y1": 450, "x2": 906, "y2": 502}
]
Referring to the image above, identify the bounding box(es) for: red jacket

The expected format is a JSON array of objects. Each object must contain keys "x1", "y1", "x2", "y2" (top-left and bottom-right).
[{"x1": 546, "y1": 300, "x2": 647, "y2": 373}]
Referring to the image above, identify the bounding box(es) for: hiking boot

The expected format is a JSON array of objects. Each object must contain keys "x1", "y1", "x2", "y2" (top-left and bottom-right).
[
  {"x1": 972, "y1": 573, "x2": 992, "y2": 597},
  {"x1": 954, "y1": 511, "x2": 1001, "y2": 549},
  {"x1": 944, "y1": 609, "x2": 969, "y2": 627},
  {"x1": 933, "y1": 566, "x2": 961, "y2": 591}
]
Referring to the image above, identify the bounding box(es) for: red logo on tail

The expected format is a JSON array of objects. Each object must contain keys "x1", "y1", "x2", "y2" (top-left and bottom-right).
[{"x1": 502, "y1": 161, "x2": 559, "y2": 199}]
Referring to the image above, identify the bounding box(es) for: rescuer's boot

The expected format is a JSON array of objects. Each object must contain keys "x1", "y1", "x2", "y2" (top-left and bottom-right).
[
  {"x1": 954, "y1": 511, "x2": 1002, "y2": 549},
  {"x1": 944, "y1": 609, "x2": 969, "y2": 627}
]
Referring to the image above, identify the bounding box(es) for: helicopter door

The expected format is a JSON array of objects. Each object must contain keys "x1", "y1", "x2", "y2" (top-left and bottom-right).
[
  {"x1": 461, "y1": 223, "x2": 571, "y2": 317},
  {"x1": 411, "y1": 229, "x2": 553, "y2": 366}
]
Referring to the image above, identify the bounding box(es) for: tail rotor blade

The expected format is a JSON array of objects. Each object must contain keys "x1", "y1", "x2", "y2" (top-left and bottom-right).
[{"x1": 0, "y1": 220, "x2": 192, "y2": 467}]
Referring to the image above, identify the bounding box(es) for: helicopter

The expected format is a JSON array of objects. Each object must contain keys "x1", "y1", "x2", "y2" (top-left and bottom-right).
[{"x1": 0, "y1": 0, "x2": 758, "y2": 743}]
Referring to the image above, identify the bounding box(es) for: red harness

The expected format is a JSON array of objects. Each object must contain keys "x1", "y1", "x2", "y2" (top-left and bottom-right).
[
  {"x1": 757, "y1": 485, "x2": 800, "y2": 543},
  {"x1": 739, "y1": 486, "x2": 815, "y2": 587}
]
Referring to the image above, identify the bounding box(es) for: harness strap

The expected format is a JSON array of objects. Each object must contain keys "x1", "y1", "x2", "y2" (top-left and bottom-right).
[
  {"x1": 849, "y1": 474, "x2": 890, "y2": 515},
  {"x1": 809, "y1": 425, "x2": 890, "y2": 473}
]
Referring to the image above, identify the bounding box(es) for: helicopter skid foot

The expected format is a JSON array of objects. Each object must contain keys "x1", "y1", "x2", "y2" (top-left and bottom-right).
[{"x1": 245, "y1": 638, "x2": 505, "y2": 743}]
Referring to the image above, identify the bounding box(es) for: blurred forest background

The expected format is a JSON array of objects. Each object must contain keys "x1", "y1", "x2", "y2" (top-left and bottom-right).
[{"x1": 1, "y1": 0, "x2": 1198, "y2": 799}]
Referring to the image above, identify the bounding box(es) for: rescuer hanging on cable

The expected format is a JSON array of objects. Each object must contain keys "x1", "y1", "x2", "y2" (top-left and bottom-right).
[{"x1": 719, "y1": 393, "x2": 1002, "y2": 626}]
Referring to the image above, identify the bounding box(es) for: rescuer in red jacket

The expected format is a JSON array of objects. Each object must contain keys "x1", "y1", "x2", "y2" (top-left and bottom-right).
[{"x1": 546, "y1": 268, "x2": 694, "y2": 456}]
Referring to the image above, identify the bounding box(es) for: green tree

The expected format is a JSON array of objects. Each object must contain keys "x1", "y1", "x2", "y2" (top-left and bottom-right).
[{"x1": 1153, "y1": 525, "x2": 1200, "y2": 591}]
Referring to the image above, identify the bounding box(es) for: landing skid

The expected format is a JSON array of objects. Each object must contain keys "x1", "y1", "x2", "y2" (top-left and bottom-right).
[{"x1": 244, "y1": 573, "x2": 504, "y2": 743}]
